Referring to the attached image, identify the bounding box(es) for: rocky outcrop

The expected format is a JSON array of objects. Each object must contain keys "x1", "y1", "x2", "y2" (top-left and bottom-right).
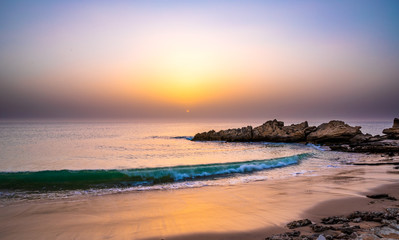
[
  {"x1": 252, "y1": 120, "x2": 310, "y2": 142},
  {"x1": 192, "y1": 118, "x2": 399, "y2": 154},
  {"x1": 192, "y1": 126, "x2": 253, "y2": 142},
  {"x1": 193, "y1": 120, "x2": 310, "y2": 142},
  {"x1": 331, "y1": 139, "x2": 399, "y2": 153},
  {"x1": 307, "y1": 120, "x2": 362, "y2": 144},
  {"x1": 329, "y1": 119, "x2": 399, "y2": 153},
  {"x1": 193, "y1": 119, "x2": 363, "y2": 144},
  {"x1": 383, "y1": 118, "x2": 399, "y2": 139}
]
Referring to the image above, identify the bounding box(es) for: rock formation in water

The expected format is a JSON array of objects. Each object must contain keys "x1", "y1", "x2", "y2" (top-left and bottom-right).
[
  {"x1": 306, "y1": 120, "x2": 361, "y2": 144},
  {"x1": 330, "y1": 118, "x2": 399, "y2": 153},
  {"x1": 192, "y1": 118, "x2": 399, "y2": 153},
  {"x1": 252, "y1": 120, "x2": 310, "y2": 142},
  {"x1": 383, "y1": 118, "x2": 399, "y2": 139},
  {"x1": 192, "y1": 126, "x2": 253, "y2": 142}
]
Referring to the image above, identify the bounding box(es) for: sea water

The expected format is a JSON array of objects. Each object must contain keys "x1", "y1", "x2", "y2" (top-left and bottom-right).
[{"x1": 0, "y1": 118, "x2": 392, "y2": 200}]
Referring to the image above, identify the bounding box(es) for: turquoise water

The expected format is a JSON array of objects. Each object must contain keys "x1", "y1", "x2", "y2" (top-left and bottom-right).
[
  {"x1": 0, "y1": 154, "x2": 309, "y2": 191},
  {"x1": 0, "y1": 119, "x2": 392, "y2": 197}
]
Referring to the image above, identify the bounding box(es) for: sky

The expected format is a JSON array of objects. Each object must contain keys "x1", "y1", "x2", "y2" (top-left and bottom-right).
[{"x1": 0, "y1": 0, "x2": 398, "y2": 119}]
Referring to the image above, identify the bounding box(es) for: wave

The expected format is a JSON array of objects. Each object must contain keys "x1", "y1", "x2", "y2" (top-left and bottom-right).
[
  {"x1": 0, "y1": 153, "x2": 310, "y2": 191},
  {"x1": 307, "y1": 143, "x2": 327, "y2": 151},
  {"x1": 149, "y1": 136, "x2": 193, "y2": 140}
]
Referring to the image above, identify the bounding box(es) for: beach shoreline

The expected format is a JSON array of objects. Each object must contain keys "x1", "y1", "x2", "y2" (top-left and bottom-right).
[{"x1": 0, "y1": 154, "x2": 398, "y2": 240}]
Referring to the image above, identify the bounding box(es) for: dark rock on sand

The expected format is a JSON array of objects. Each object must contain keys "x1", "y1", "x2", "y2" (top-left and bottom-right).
[
  {"x1": 266, "y1": 208, "x2": 399, "y2": 240},
  {"x1": 264, "y1": 230, "x2": 301, "y2": 240},
  {"x1": 383, "y1": 118, "x2": 399, "y2": 139},
  {"x1": 373, "y1": 226, "x2": 399, "y2": 238},
  {"x1": 385, "y1": 208, "x2": 399, "y2": 215},
  {"x1": 366, "y1": 194, "x2": 397, "y2": 201},
  {"x1": 307, "y1": 120, "x2": 361, "y2": 144},
  {"x1": 321, "y1": 216, "x2": 349, "y2": 224},
  {"x1": 287, "y1": 219, "x2": 313, "y2": 229},
  {"x1": 347, "y1": 211, "x2": 386, "y2": 222},
  {"x1": 310, "y1": 224, "x2": 332, "y2": 232},
  {"x1": 336, "y1": 223, "x2": 361, "y2": 235}
]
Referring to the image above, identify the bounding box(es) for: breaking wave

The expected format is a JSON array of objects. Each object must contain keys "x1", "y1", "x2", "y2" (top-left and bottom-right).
[{"x1": 0, "y1": 153, "x2": 310, "y2": 191}]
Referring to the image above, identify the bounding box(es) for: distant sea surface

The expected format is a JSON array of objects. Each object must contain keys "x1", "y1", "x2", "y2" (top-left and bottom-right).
[{"x1": 0, "y1": 118, "x2": 392, "y2": 200}]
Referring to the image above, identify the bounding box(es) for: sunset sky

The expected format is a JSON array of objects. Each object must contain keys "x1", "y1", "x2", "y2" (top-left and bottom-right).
[{"x1": 0, "y1": 0, "x2": 398, "y2": 118}]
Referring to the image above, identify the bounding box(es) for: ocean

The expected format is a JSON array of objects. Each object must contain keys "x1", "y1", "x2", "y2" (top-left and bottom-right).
[{"x1": 0, "y1": 118, "x2": 392, "y2": 201}]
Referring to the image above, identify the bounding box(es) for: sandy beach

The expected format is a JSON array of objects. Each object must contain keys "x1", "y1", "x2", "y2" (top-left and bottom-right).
[{"x1": 0, "y1": 155, "x2": 398, "y2": 240}]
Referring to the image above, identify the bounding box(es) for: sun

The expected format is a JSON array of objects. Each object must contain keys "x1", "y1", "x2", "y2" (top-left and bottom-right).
[{"x1": 186, "y1": 109, "x2": 190, "y2": 113}]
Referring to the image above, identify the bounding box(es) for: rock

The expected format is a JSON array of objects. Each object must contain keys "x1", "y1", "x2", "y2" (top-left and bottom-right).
[
  {"x1": 192, "y1": 119, "x2": 399, "y2": 154},
  {"x1": 335, "y1": 232, "x2": 348, "y2": 239},
  {"x1": 264, "y1": 230, "x2": 301, "y2": 240},
  {"x1": 192, "y1": 126, "x2": 253, "y2": 142},
  {"x1": 347, "y1": 211, "x2": 385, "y2": 222},
  {"x1": 386, "y1": 208, "x2": 399, "y2": 215},
  {"x1": 373, "y1": 226, "x2": 399, "y2": 238},
  {"x1": 326, "y1": 223, "x2": 361, "y2": 235},
  {"x1": 341, "y1": 139, "x2": 399, "y2": 153},
  {"x1": 252, "y1": 120, "x2": 310, "y2": 142},
  {"x1": 193, "y1": 120, "x2": 313, "y2": 142},
  {"x1": 366, "y1": 194, "x2": 397, "y2": 201},
  {"x1": 383, "y1": 118, "x2": 399, "y2": 139},
  {"x1": 356, "y1": 233, "x2": 380, "y2": 240},
  {"x1": 349, "y1": 232, "x2": 358, "y2": 239},
  {"x1": 265, "y1": 208, "x2": 399, "y2": 240},
  {"x1": 305, "y1": 233, "x2": 321, "y2": 240},
  {"x1": 394, "y1": 118, "x2": 399, "y2": 128},
  {"x1": 218, "y1": 126, "x2": 253, "y2": 142},
  {"x1": 383, "y1": 128, "x2": 399, "y2": 139},
  {"x1": 381, "y1": 219, "x2": 399, "y2": 230},
  {"x1": 321, "y1": 216, "x2": 349, "y2": 224},
  {"x1": 311, "y1": 224, "x2": 332, "y2": 232},
  {"x1": 325, "y1": 235, "x2": 333, "y2": 240},
  {"x1": 316, "y1": 235, "x2": 326, "y2": 240},
  {"x1": 192, "y1": 130, "x2": 218, "y2": 141},
  {"x1": 340, "y1": 226, "x2": 357, "y2": 235},
  {"x1": 305, "y1": 126, "x2": 317, "y2": 135},
  {"x1": 349, "y1": 134, "x2": 372, "y2": 144},
  {"x1": 307, "y1": 120, "x2": 362, "y2": 144},
  {"x1": 287, "y1": 219, "x2": 312, "y2": 229},
  {"x1": 368, "y1": 135, "x2": 388, "y2": 142}
]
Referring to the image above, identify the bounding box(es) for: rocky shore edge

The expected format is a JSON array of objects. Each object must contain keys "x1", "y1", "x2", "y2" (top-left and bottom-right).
[
  {"x1": 192, "y1": 118, "x2": 399, "y2": 154},
  {"x1": 266, "y1": 193, "x2": 399, "y2": 240}
]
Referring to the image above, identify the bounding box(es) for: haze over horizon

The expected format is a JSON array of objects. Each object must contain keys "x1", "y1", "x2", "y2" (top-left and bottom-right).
[{"x1": 1, "y1": 0, "x2": 398, "y2": 119}]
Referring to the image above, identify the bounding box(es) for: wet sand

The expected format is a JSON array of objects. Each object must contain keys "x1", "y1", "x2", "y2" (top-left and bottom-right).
[{"x1": 0, "y1": 160, "x2": 398, "y2": 240}]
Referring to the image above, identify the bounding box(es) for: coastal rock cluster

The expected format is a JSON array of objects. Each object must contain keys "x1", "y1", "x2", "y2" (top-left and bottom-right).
[
  {"x1": 192, "y1": 119, "x2": 399, "y2": 153},
  {"x1": 193, "y1": 120, "x2": 359, "y2": 143},
  {"x1": 266, "y1": 207, "x2": 399, "y2": 240}
]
